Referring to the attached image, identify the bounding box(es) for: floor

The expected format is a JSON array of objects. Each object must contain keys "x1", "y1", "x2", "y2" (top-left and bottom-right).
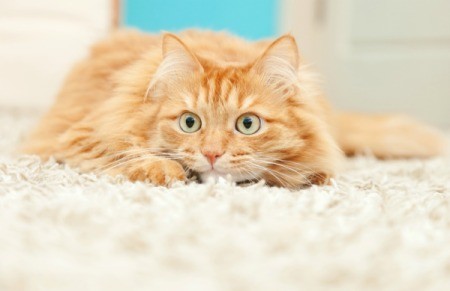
[{"x1": 1, "y1": 108, "x2": 449, "y2": 291}]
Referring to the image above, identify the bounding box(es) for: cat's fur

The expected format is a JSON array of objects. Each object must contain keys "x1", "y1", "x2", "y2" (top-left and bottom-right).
[{"x1": 22, "y1": 30, "x2": 448, "y2": 188}]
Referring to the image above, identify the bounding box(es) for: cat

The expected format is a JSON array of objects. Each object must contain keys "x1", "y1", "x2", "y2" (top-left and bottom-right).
[{"x1": 21, "y1": 29, "x2": 448, "y2": 189}]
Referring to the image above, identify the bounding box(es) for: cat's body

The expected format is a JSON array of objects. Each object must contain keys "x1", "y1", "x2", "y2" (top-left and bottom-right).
[{"x1": 22, "y1": 30, "x2": 447, "y2": 188}]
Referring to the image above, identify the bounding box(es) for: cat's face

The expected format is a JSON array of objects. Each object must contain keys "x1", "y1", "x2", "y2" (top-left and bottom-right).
[
  {"x1": 156, "y1": 68, "x2": 307, "y2": 184},
  {"x1": 145, "y1": 34, "x2": 341, "y2": 187}
]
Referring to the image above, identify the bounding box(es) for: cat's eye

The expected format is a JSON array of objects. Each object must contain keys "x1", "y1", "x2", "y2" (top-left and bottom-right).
[
  {"x1": 179, "y1": 112, "x2": 202, "y2": 133},
  {"x1": 236, "y1": 114, "x2": 261, "y2": 135}
]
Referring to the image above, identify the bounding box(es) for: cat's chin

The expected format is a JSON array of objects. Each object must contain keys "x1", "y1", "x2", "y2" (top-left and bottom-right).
[
  {"x1": 199, "y1": 170, "x2": 233, "y2": 183},
  {"x1": 199, "y1": 169, "x2": 256, "y2": 184}
]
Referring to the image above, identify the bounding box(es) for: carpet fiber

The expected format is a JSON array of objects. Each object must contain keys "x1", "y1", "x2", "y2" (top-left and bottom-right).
[{"x1": 1, "y1": 108, "x2": 449, "y2": 291}]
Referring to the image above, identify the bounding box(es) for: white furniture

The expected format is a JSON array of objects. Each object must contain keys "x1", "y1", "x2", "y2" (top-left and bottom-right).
[
  {"x1": 0, "y1": 0, "x2": 111, "y2": 108},
  {"x1": 281, "y1": 0, "x2": 450, "y2": 127}
]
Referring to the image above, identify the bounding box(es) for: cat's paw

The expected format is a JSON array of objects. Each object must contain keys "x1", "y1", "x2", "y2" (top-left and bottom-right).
[
  {"x1": 127, "y1": 159, "x2": 187, "y2": 186},
  {"x1": 307, "y1": 172, "x2": 331, "y2": 186},
  {"x1": 264, "y1": 171, "x2": 332, "y2": 189}
]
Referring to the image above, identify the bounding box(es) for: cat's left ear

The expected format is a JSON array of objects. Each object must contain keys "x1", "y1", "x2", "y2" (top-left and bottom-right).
[
  {"x1": 252, "y1": 35, "x2": 300, "y2": 89},
  {"x1": 148, "y1": 34, "x2": 204, "y2": 99},
  {"x1": 161, "y1": 33, "x2": 204, "y2": 75}
]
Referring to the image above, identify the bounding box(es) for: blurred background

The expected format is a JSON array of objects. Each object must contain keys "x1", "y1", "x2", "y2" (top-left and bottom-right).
[{"x1": 1, "y1": 0, "x2": 449, "y2": 126}]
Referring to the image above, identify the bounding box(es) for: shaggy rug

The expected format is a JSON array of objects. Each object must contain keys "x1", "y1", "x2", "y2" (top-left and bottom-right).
[{"x1": 0, "y1": 108, "x2": 449, "y2": 291}]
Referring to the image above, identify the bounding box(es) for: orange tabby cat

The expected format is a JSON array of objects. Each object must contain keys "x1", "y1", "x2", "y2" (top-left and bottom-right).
[{"x1": 22, "y1": 30, "x2": 448, "y2": 188}]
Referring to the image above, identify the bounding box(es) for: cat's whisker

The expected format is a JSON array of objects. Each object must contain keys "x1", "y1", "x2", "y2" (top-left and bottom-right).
[
  {"x1": 253, "y1": 158, "x2": 312, "y2": 188},
  {"x1": 257, "y1": 160, "x2": 313, "y2": 187},
  {"x1": 100, "y1": 155, "x2": 151, "y2": 172},
  {"x1": 233, "y1": 159, "x2": 274, "y2": 182},
  {"x1": 234, "y1": 165, "x2": 259, "y2": 183},
  {"x1": 109, "y1": 147, "x2": 186, "y2": 158},
  {"x1": 108, "y1": 150, "x2": 188, "y2": 164},
  {"x1": 243, "y1": 167, "x2": 261, "y2": 183},
  {"x1": 246, "y1": 160, "x2": 294, "y2": 188},
  {"x1": 256, "y1": 159, "x2": 315, "y2": 186},
  {"x1": 100, "y1": 155, "x2": 171, "y2": 173},
  {"x1": 255, "y1": 158, "x2": 316, "y2": 185},
  {"x1": 98, "y1": 150, "x2": 187, "y2": 172},
  {"x1": 99, "y1": 155, "x2": 154, "y2": 172},
  {"x1": 264, "y1": 159, "x2": 321, "y2": 186},
  {"x1": 256, "y1": 158, "x2": 307, "y2": 177}
]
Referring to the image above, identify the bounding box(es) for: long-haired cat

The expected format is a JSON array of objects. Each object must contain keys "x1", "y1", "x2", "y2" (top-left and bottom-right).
[{"x1": 21, "y1": 30, "x2": 448, "y2": 188}]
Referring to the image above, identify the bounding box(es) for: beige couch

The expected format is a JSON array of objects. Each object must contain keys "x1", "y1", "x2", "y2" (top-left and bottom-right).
[{"x1": 0, "y1": 0, "x2": 112, "y2": 108}]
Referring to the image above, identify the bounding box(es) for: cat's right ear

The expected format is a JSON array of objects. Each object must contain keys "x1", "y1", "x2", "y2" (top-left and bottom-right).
[
  {"x1": 251, "y1": 35, "x2": 300, "y2": 97},
  {"x1": 147, "y1": 34, "x2": 204, "y2": 99}
]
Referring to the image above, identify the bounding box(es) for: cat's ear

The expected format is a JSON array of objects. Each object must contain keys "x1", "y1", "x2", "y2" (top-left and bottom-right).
[
  {"x1": 147, "y1": 34, "x2": 203, "y2": 99},
  {"x1": 161, "y1": 33, "x2": 204, "y2": 75},
  {"x1": 252, "y1": 35, "x2": 300, "y2": 90}
]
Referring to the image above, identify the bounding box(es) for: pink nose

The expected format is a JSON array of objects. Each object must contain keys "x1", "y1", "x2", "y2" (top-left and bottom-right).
[{"x1": 202, "y1": 150, "x2": 223, "y2": 166}]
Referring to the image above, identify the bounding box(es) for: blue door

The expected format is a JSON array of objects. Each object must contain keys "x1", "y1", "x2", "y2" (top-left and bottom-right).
[{"x1": 123, "y1": 0, "x2": 279, "y2": 39}]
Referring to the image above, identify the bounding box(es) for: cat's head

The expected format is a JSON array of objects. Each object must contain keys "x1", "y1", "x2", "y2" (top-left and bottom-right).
[{"x1": 139, "y1": 33, "x2": 342, "y2": 188}]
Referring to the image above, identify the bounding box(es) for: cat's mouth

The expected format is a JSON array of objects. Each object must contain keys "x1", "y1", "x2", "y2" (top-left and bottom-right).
[
  {"x1": 199, "y1": 169, "x2": 230, "y2": 182},
  {"x1": 197, "y1": 169, "x2": 260, "y2": 184}
]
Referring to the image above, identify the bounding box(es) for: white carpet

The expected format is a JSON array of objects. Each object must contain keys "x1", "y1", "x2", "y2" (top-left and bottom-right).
[{"x1": 1, "y1": 108, "x2": 450, "y2": 291}]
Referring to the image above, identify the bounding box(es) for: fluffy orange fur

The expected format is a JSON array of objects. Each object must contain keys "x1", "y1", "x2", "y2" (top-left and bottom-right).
[{"x1": 22, "y1": 30, "x2": 448, "y2": 188}]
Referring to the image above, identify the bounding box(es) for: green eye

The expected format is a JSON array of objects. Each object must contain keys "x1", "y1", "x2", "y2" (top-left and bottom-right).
[
  {"x1": 236, "y1": 114, "x2": 261, "y2": 135},
  {"x1": 179, "y1": 112, "x2": 201, "y2": 133}
]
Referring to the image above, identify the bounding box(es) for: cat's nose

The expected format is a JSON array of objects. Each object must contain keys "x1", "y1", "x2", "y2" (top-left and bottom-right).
[{"x1": 202, "y1": 150, "x2": 223, "y2": 166}]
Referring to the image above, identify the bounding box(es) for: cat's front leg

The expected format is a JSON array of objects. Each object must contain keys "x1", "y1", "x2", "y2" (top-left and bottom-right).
[
  {"x1": 108, "y1": 158, "x2": 187, "y2": 186},
  {"x1": 263, "y1": 169, "x2": 332, "y2": 189}
]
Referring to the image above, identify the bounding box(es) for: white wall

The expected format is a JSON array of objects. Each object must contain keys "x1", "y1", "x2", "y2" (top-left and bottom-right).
[
  {"x1": 0, "y1": 0, "x2": 111, "y2": 108},
  {"x1": 280, "y1": 0, "x2": 450, "y2": 127}
]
